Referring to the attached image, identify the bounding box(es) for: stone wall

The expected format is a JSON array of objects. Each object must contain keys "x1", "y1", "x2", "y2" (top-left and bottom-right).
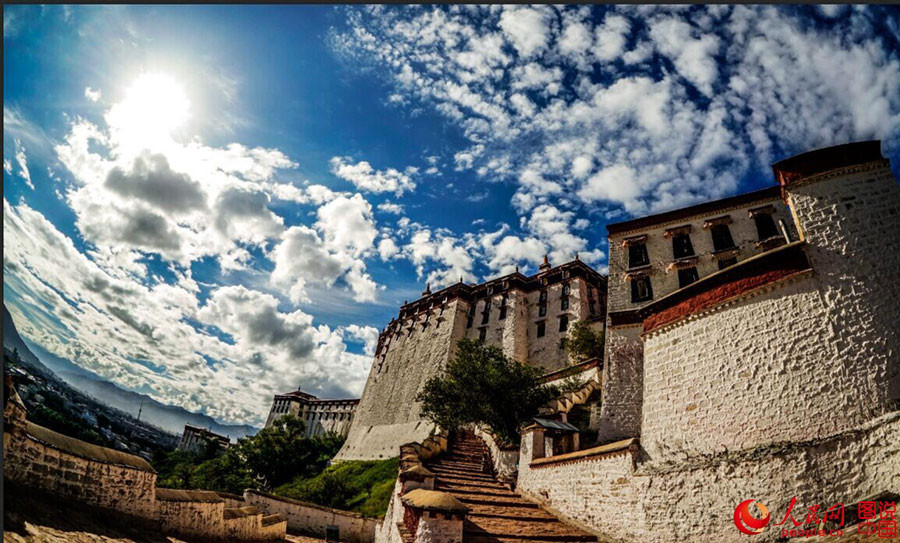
[
  {"x1": 783, "y1": 159, "x2": 900, "y2": 412},
  {"x1": 607, "y1": 189, "x2": 794, "y2": 313},
  {"x1": 640, "y1": 159, "x2": 900, "y2": 464},
  {"x1": 3, "y1": 390, "x2": 285, "y2": 541},
  {"x1": 244, "y1": 490, "x2": 376, "y2": 543},
  {"x1": 641, "y1": 274, "x2": 839, "y2": 461},
  {"x1": 472, "y1": 425, "x2": 519, "y2": 485},
  {"x1": 336, "y1": 298, "x2": 467, "y2": 461},
  {"x1": 517, "y1": 413, "x2": 900, "y2": 543},
  {"x1": 595, "y1": 323, "x2": 643, "y2": 442},
  {"x1": 3, "y1": 422, "x2": 157, "y2": 517}
]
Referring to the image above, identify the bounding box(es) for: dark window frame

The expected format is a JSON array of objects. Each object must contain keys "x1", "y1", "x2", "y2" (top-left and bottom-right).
[
  {"x1": 628, "y1": 243, "x2": 650, "y2": 268},
  {"x1": 558, "y1": 315, "x2": 569, "y2": 332},
  {"x1": 677, "y1": 267, "x2": 700, "y2": 288},
  {"x1": 631, "y1": 276, "x2": 653, "y2": 303},
  {"x1": 536, "y1": 321, "x2": 546, "y2": 338},
  {"x1": 711, "y1": 224, "x2": 736, "y2": 252},
  {"x1": 753, "y1": 213, "x2": 779, "y2": 241},
  {"x1": 672, "y1": 233, "x2": 695, "y2": 259}
]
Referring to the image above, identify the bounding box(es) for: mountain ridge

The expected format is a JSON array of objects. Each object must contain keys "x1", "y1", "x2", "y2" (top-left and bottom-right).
[{"x1": 3, "y1": 304, "x2": 259, "y2": 439}]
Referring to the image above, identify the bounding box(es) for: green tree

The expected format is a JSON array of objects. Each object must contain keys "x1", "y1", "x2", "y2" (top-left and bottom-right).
[
  {"x1": 564, "y1": 320, "x2": 605, "y2": 362},
  {"x1": 232, "y1": 415, "x2": 344, "y2": 489},
  {"x1": 190, "y1": 449, "x2": 255, "y2": 494},
  {"x1": 415, "y1": 339, "x2": 557, "y2": 444}
]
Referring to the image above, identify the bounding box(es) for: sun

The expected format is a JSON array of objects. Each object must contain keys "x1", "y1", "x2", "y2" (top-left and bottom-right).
[{"x1": 106, "y1": 73, "x2": 190, "y2": 146}]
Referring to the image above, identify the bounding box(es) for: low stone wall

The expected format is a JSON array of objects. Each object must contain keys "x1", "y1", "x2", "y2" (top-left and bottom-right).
[
  {"x1": 155, "y1": 490, "x2": 227, "y2": 539},
  {"x1": 375, "y1": 431, "x2": 468, "y2": 543},
  {"x1": 517, "y1": 412, "x2": 900, "y2": 543},
  {"x1": 244, "y1": 489, "x2": 376, "y2": 543},
  {"x1": 471, "y1": 426, "x2": 518, "y2": 485},
  {"x1": 3, "y1": 383, "x2": 285, "y2": 542},
  {"x1": 3, "y1": 421, "x2": 157, "y2": 518}
]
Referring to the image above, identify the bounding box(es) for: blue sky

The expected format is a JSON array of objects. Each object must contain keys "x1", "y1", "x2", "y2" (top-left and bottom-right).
[{"x1": 4, "y1": 5, "x2": 900, "y2": 426}]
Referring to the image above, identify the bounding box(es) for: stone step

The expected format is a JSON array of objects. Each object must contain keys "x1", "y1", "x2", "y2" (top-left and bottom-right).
[
  {"x1": 465, "y1": 536, "x2": 597, "y2": 543},
  {"x1": 432, "y1": 476, "x2": 509, "y2": 490},
  {"x1": 456, "y1": 495, "x2": 539, "y2": 508},
  {"x1": 429, "y1": 432, "x2": 596, "y2": 543},
  {"x1": 463, "y1": 503, "x2": 551, "y2": 518},
  {"x1": 433, "y1": 485, "x2": 519, "y2": 498},
  {"x1": 464, "y1": 519, "x2": 596, "y2": 541}
]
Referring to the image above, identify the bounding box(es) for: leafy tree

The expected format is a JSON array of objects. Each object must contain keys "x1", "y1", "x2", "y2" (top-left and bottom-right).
[
  {"x1": 415, "y1": 339, "x2": 557, "y2": 444},
  {"x1": 231, "y1": 415, "x2": 344, "y2": 489},
  {"x1": 190, "y1": 449, "x2": 256, "y2": 494},
  {"x1": 564, "y1": 320, "x2": 605, "y2": 363}
]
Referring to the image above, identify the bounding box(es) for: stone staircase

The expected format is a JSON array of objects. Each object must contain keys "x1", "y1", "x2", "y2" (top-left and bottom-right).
[{"x1": 424, "y1": 430, "x2": 596, "y2": 543}]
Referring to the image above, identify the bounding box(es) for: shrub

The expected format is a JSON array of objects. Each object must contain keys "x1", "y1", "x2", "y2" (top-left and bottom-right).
[{"x1": 416, "y1": 339, "x2": 557, "y2": 444}]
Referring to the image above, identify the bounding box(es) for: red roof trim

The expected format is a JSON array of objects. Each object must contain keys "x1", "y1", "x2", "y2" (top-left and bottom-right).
[{"x1": 639, "y1": 241, "x2": 812, "y2": 334}]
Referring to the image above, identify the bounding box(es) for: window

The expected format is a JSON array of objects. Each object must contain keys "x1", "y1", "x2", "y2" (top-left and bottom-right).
[
  {"x1": 481, "y1": 304, "x2": 491, "y2": 325},
  {"x1": 558, "y1": 315, "x2": 569, "y2": 332},
  {"x1": 562, "y1": 283, "x2": 571, "y2": 296},
  {"x1": 672, "y1": 233, "x2": 695, "y2": 259},
  {"x1": 536, "y1": 321, "x2": 546, "y2": 338},
  {"x1": 628, "y1": 243, "x2": 650, "y2": 268},
  {"x1": 631, "y1": 276, "x2": 653, "y2": 303},
  {"x1": 499, "y1": 296, "x2": 508, "y2": 320},
  {"x1": 466, "y1": 316, "x2": 473, "y2": 328},
  {"x1": 754, "y1": 213, "x2": 779, "y2": 241},
  {"x1": 478, "y1": 327, "x2": 487, "y2": 341},
  {"x1": 718, "y1": 257, "x2": 737, "y2": 270},
  {"x1": 539, "y1": 304, "x2": 547, "y2": 317},
  {"x1": 561, "y1": 296, "x2": 569, "y2": 310},
  {"x1": 539, "y1": 290, "x2": 548, "y2": 302},
  {"x1": 711, "y1": 224, "x2": 735, "y2": 251},
  {"x1": 678, "y1": 267, "x2": 699, "y2": 288}
]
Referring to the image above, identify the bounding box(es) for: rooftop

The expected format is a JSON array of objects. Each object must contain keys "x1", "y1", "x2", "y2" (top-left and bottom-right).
[
  {"x1": 606, "y1": 186, "x2": 781, "y2": 236},
  {"x1": 397, "y1": 257, "x2": 606, "y2": 319},
  {"x1": 772, "y1": 140, "x2": 883, "y2": 186}
]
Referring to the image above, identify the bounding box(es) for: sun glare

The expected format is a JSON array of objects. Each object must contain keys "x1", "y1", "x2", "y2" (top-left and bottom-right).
[{"x1": 107, "y1": 73, "x2": 190, "y2": 144}]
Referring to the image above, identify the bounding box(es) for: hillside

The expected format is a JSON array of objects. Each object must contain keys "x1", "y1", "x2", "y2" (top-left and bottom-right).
[{"x1": 3, "y1": 304, "x2": 258, "y2": 439}]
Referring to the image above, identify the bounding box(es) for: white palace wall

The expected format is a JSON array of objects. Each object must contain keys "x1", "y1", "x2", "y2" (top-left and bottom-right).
[{"x1": 518, "y1": 143, "x2": 900, "y2": 542}]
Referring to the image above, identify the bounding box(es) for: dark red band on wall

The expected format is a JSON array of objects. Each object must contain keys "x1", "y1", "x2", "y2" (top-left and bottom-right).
[{"x1": 639, "y1": 242, "x2": 812, "y2": 335}]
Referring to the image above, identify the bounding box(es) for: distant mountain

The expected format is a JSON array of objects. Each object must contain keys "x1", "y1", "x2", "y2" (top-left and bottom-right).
[
  {"x1": 3, "y1": 304, "x2": 259, "y2": 440},
  {"x1": 57, "y1": 370, "x2": 259, "y2": 439},
  {"x1": 3, "y1": 305, "x2": 54, "y2": 378}
]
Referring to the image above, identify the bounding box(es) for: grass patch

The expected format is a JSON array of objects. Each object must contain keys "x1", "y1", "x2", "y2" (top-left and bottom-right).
[{"x1": 274, "y1": 457, "x2": 399, "y2": 518}]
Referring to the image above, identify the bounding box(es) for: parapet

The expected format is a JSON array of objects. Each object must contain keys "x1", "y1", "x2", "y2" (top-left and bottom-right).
[{"x1": 772, "y1": 140, "x2": 884, "y2": 186}]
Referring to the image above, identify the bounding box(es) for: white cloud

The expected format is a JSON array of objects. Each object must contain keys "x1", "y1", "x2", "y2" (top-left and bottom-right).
[
  {"x1": 84, "y1": 87, "x2": 102, "y2": 102},
  {"x1": 377, "y1": 237, "x2": 400, "y2": 260},
  {"x1": 3, "y1": 198, "x2": 370, "y2": 425},
  {"x1": 649, "y1": 18, "x2": 720, "y2": 96},
  {"x1": 377, "y1": 202, "x2": 405, "y2": 215},
  {"x1": 499, "y1": 6, "x2": 552, "y2": 58},
  {"x1": 330, "y1": 156, "x2": 416, "y2": 196},
  {"x1": 14, "y1": 139, "x2": 34, "y2": 190}
]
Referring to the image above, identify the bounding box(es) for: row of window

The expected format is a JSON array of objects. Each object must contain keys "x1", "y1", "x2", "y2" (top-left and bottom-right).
[
  {"x1": 627, "y1": 213, "x2": 779, "y2": 269},
  {"x1": 630, "y1": 256, "x2": 739, "y2": 303},
  {"x1": 475, "y1": 314, "x2": 570, "y2": 341}
]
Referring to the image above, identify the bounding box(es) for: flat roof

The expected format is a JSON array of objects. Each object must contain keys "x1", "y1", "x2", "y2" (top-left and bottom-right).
[
  {"x1": 773, "y1": 140, "x2": 883, "y2": 185},
  {"x1": 606, "y1": 186, "x2": 781, "y2": 236}
]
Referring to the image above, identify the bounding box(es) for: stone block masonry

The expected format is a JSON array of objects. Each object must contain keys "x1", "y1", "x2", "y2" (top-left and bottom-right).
[
  {"x1": 517, "y1": 412, "x2": 900, "y2": 543},
  {"x1": 244, "y1": 489, "x2": 377, "y2": 543},
  {"x1": 2, "y1": 380, "x2": 286, "y2": 541},
  {"x1": 338, "y1": 260, "x2": 606, "y2": 462}
]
